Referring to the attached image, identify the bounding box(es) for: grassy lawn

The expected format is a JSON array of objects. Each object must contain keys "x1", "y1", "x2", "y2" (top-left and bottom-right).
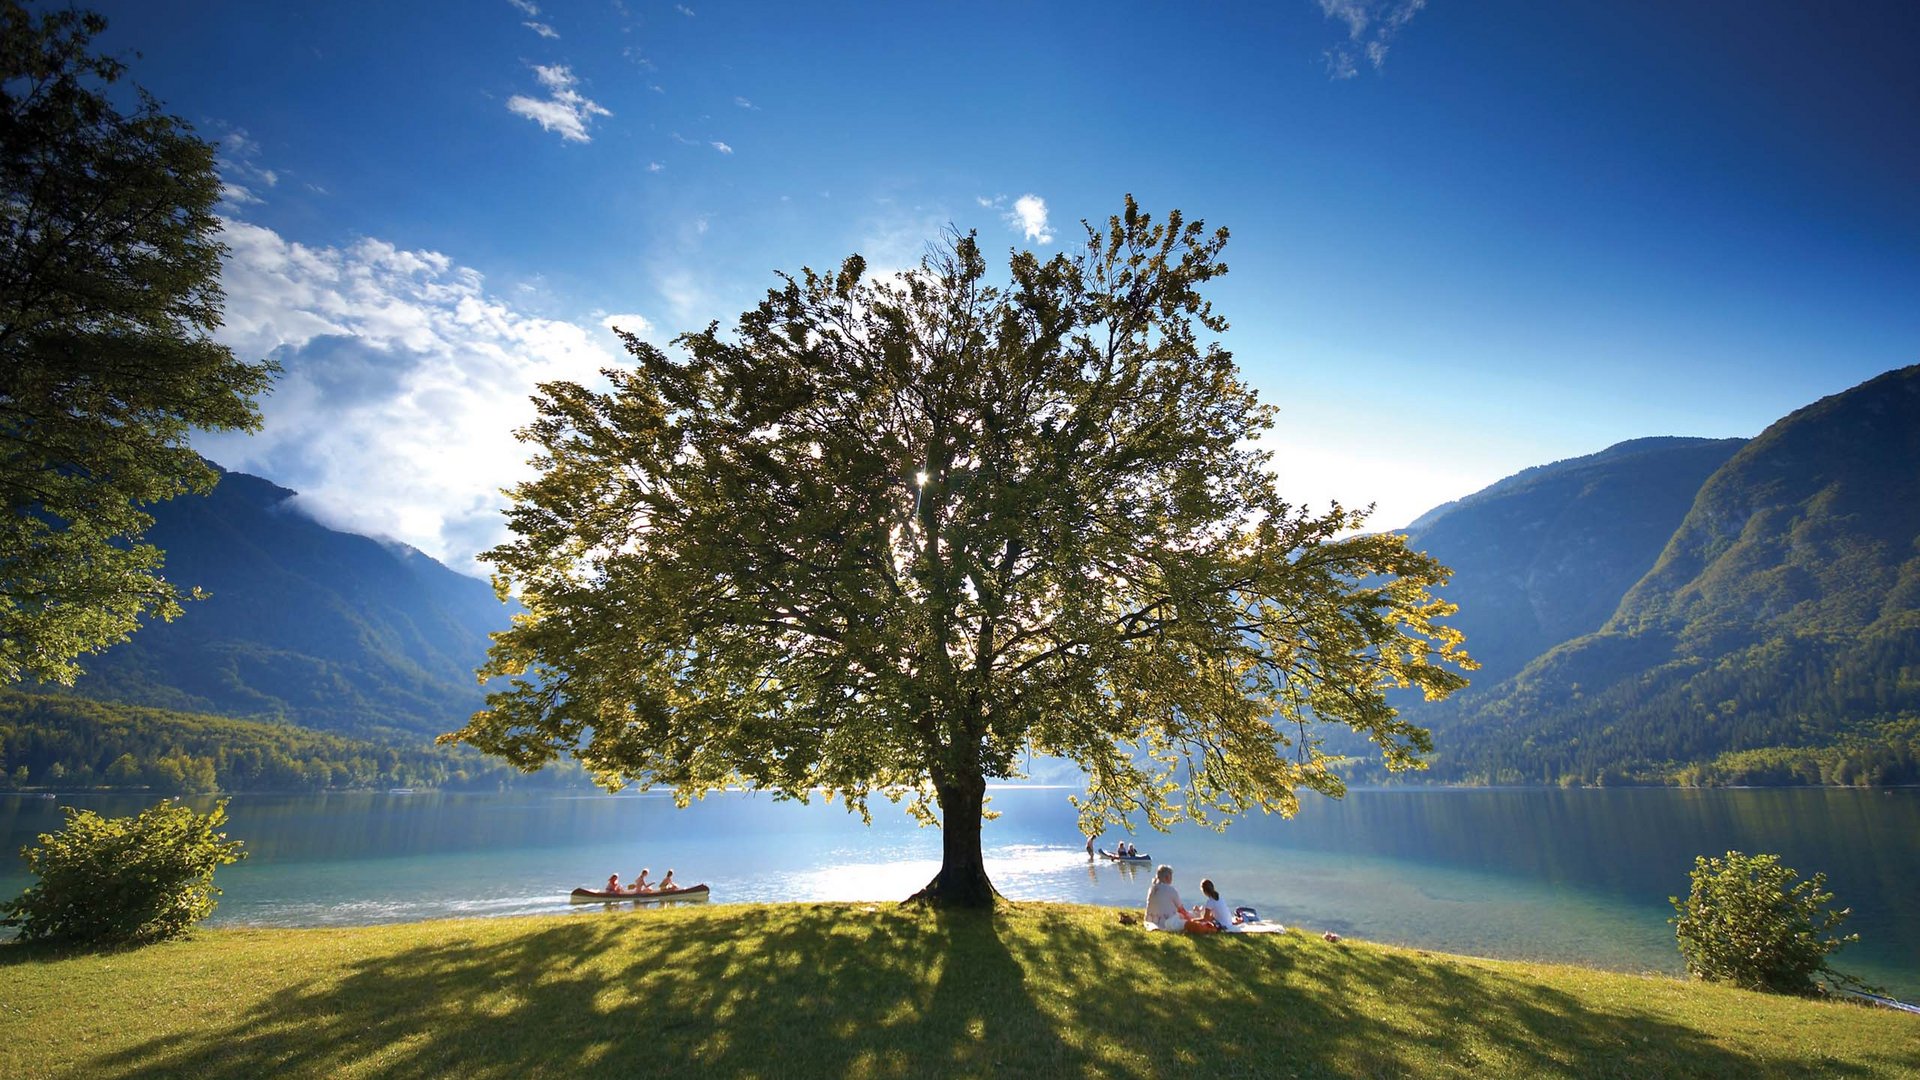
[{"x1": 2, "y1": 902, "x2": 1912, "y2": 1079}]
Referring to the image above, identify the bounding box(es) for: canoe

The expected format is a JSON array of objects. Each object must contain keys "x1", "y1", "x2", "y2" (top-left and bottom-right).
[
  {"x1": 1098, "y1": 850, "x2": 1152, "y2": 862},
  {"x1": 569, "y1": 883, "x2": 710, "y2": 903},
  {"x1": 1843, "y1": 990, "x2": 1920, "y2": 1015}
]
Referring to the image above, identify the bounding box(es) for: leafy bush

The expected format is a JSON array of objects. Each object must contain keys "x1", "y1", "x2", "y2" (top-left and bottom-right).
[
  {"x1": 1669, "y1": 850, "x2": 1861, "y2": 995},
  {"x1": 2, "y1": 798, "x2": 245, "y2": 946}
]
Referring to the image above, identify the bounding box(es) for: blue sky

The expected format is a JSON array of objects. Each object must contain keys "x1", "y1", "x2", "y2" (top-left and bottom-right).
[{"x1": 78, "y1": 0, "x2": 1920, "y2": 572}]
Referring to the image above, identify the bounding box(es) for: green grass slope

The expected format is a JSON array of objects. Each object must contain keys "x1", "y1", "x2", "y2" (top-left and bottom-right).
[{"x1": 2, "y1": 903, "x2": 1912, "y2": 1079}]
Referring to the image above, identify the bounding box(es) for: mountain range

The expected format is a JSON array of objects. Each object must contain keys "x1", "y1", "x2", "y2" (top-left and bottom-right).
[
  {"x1": 49, "y1": 467, "x2": 508, "y2": 741},
  {"x1": 20, "y1": 366, "x2": 1920, "y2": 790},
  {"x1": 1388, "y1": 365, "x2": 1920, "y2": 786}
]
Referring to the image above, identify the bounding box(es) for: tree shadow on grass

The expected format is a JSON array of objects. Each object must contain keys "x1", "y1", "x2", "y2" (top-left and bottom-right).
[
  {"x1": 72, "y1": 905, "x2": 1072, "y2": 1079},
  {"x1": 995, "y1": 917, "x2": 1914, "y2": 1079},
  {"x1": 62, "y1": 906, "x2": 1919, "y2": 1079}
]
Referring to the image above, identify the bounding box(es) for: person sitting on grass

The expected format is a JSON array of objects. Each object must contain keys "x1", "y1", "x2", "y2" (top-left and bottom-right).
[
  {"x1": 658, "y1": 869, "x2": 677, "y2": 892},
  {"x1": 1144, "y1": 864, "x2": 1191, "y2": 932},
  {"x1": 1192, "y1": 878, "x2": 1236, "y2": 930}
]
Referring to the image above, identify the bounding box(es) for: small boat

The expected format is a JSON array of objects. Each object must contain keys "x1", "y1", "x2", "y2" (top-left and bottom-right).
[
  {"x1": 1099, "y1": 849, "x2": 1152, "y2": 862},
  {"x1": 569, "y1": 883, "x2": 711, "y2": 903},
  {"x1": 1843, "y1": 990, "x2": 1920, "y2": 1015}
]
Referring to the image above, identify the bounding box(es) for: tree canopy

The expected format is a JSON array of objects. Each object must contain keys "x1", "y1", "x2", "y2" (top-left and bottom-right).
[
  {"x1": 0, "y1": 1, "x2": 274, "y2": 684},
  {"x1": 452, "y1": 199, "x2": 1471, "y2": 905}
]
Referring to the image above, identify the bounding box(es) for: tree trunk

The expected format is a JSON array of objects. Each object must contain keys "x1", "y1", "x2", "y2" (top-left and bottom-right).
[{"x1": 906, "y1": 772, "x2": 1000, "y2": 907}]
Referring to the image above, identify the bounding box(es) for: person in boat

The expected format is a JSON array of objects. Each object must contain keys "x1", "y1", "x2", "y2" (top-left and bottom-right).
[
  {"x1": 1144, "y1": 864, "x2": 1192, "y2": 932},
  {"x1": 658, "y1": 869, "x2": 677, "y2": 892},
  {"x1": 629, "y1": 869, "x2": 654, "y2": 894},
  {"x1": 605, "y1": 873, "x2": 622, "y2": 894},
  {"x1": 1121, "y1": 841, "x2": 1138, "y2": 858}
]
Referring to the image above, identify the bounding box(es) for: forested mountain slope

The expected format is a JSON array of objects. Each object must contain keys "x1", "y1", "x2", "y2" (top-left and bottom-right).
[
  {"x1": 1421, "y1": 365, "x2": 1920, "y2": 785},
  {"x1": 51, "y1": 466, "x2": 509, "y2": 739},
  {"x1": 0, "y1": 690, "x2": 578, "y2": 793},
  {"x1": 1400, "y1": 437, "x2": 1745, "y2": 688}
]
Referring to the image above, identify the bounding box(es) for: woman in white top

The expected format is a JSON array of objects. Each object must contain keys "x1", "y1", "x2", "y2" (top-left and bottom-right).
[
  {"x1": 1143, "y1": 865, "x2": 1190, "y2": 931},
  {"x1": 1194, "y1": 878, "x2": 1235, "y2": 929}
]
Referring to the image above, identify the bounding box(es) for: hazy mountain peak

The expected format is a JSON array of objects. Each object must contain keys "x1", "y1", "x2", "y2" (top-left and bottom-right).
[{"x1": 64, "y1": 463, "x2": 510, "y2": 738}]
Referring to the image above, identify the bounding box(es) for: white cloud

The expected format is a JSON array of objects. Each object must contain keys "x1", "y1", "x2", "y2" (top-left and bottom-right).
[
  {"x1": 1319, "y1": 0, "x2": 1368, "y2": 38},
  {"x1": 675, "y1": 4, "x2": 695, "y2": 15},
  {"x1": 220, "y1": 129, "x2": 260, "y2": 158},
  {"x1": 506, "y1": 64, "x2": 611, "y2": 143},
  {"x1": 1008, "y1": 194, "x2": 1053, "y2": 245},
  {"x1": 524, "y1": 21, "x2": 559, "y2": 38},
  {"x1": 653, "y1": 267, "x2": 723, "y2": 328},
  {"x1": 220, "y1": 182, "x2": 264, "y2": 206},
  {"x1": 600, "y1": 313, "x2": 654, "y2": 338},
  {"x1": 710, "y1": 140, "x2": 733, "y2": 154},
  {"x1": 734, "y1": 96, "x2": 757, "y2": 110},
  {"x1": 201, "y1": 218, "x2": 628, "y2": 574},
  {"x1": 648, "y1": 161, "x2": 664, "y2": 172},
  {"x1": 976, "y1": 193, "x2": 1054, "y2": 245},
  {"x1": 1316, "y1": 0, "x2": 1426, "y2": 78},
  {"x1": 506, "y1": 0, "x2": 539, "y2": 15},
  {"x1": 216, "y1": 126, "x2": 281, "y2": 205}
]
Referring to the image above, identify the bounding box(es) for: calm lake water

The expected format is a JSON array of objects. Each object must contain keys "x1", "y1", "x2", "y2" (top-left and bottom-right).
[{"x1": 2, "y1": 786, "x2": 1915, "y2": 996}]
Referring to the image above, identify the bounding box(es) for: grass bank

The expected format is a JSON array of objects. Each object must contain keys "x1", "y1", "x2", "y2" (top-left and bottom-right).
[{"x1": 2, "y1": 902, "x2": 1912, "y2": 1078}]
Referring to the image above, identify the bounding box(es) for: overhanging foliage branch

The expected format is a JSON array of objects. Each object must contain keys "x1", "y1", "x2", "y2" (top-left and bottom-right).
[{"x1": 0, "y1": 1, "x2": 275, "y2": 684}]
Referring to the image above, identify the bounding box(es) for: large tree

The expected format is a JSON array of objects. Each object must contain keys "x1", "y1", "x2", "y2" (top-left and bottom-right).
[
  {"x1": 0, "y1": 2, "x2": 274, "y2": 684},
  {"x1": 454, "y1": 200, "x2": 1470, "y2": 906}
]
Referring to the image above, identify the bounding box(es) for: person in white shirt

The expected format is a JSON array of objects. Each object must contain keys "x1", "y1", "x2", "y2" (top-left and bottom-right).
[
  {"x1": 1193, "y1": 878, "x2": 1236, "y2": 929},
  {"x1": 1144, "y1": 864, "x2": 1190, "y2": 931}
]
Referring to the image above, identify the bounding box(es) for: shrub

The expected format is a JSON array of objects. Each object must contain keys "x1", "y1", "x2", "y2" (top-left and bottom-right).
[
  {"x1": 1669, "y1": 850, "x2": 1860, "y2": 995},
  {"x1": 2, "y1": 798, "x2": 245, "y2": 946}
]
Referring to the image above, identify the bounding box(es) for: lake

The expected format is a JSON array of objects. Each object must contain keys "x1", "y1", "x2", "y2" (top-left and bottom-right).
[{"x1": 2, "y1": 786, "x2": 1915, "y2": 997}]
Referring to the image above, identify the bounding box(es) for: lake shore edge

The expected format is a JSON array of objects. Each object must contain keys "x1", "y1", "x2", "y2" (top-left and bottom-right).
[{"x1": 3, "y1": 901, "x2": 1912, "y2": 1078}]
